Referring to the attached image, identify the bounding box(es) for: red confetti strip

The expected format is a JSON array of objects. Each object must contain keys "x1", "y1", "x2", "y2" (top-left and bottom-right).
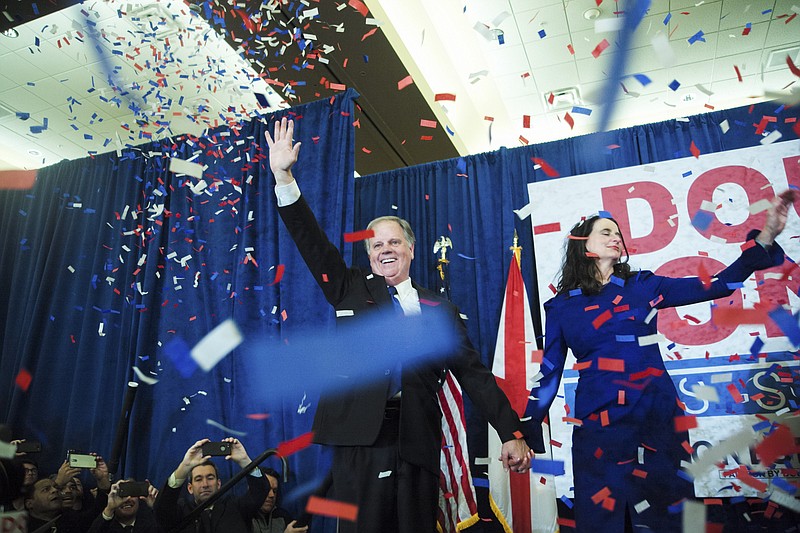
[
  {"x1": 519, "y1": 135, "x2": 529, "y2": 145},
  {"x1": 690, "y1": 140, "x2": 701, "y2": 158},
  {"x1": 564, "y1": 112, "x2": 575, "y2": 129},
  {"x1": 522, "y1": 115, "x2": 531, "y2": 128},
  {"x1": 268, "y1": 264, "x2": 285, "y2": 286},
  {"x1": 306, "y1": 495, "x2": 358, "y2": 521},
  {"x1": 533, "y1": 222, "x2": 561, "y2": 235},
  {"x1": 15, "y1": 369, "x2": 32, "y2": 391},
  {"x1": 434, "y1": 93, "x2": 456, "y2": 102},
  {"x1": 531, "y1": 157, "x2": 560, "y2": 177},
  {"x1": 573, "y1": 361, "x2": 592, "y2": 371},
  {"x1": 513, "y1": 430, "x2": 524, "y2": 439},
  {"x1": 343, "y1": 229, "x2": 375, "y2": 243},
  {"x1": 734, "y1": 65, "x2": 743, "y2": 82},
  {"x1": 632, "y1": 468, "x2": 647, "y2": 478},
  {"x1": 617, "y1": 390, "x2": 625, "y2": 404},
  {"x1": 591, "y1": 39, "x2": 610, "y2": 58},
  {"x1": 591, "y1": 487, "x2": 612, "y2": 504},
  {"x1": 755, "y1": 424, "x2": 797, "y2": 466},
  {"x1": 420, "y1": 119, "x2": 437, "y2": 128},
  {"x1": 419, "y1": 298, "x2": 441, "y2": 307},
  {"x1": 598, "y1": 357, "x2": 625, "y2": 372},
  {"x1": 276, "y1": 432, "x2": 315, "y2": 458},
  {"x1": 397, "y1": 75, "x2": 414, "y2": 90},
  {"x1": 557, "y1": 518, "x2": 576, "y2": 528},
  {"x1": 592, "y1": 310, "x2": 613, "y2": 329},
  {"x1": 584, "y1": 304, "x2": 599, "y2": 311},
  {"x1": 567, "y1": 43, "x2": 575, "y2": 55},
  {"x1": 348, "y1": 0, "x2": 369, "y2": 17},
  {"x1": 726, "y1": 383, "x2": 744, "y2": 403},
  {"x1": 788, "y1": 55, "x2": 800, "y2": 77},
  {"x1": 600, "y1": 410, "x2": 610, "y2": 426},
  {"x1": 531, "y1": 350, "x2": 544, "y2": 363},
  {"x1": 0, "y1": 170, "x2": 37, "y2": 190},
  {"x1": 245, "y1": 413, "x2": 271, "y2": 420},
  {"x1": 674, "y1": 415, "x2": 698, "y2": 432}
]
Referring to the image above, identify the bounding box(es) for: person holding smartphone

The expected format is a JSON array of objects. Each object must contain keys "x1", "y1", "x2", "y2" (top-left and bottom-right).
[
  {"x1": 153, "y1": 437, "x2": 267, "y2": 533},
  {"x1": 88, "y1": 479, "x2": 161, "y2": 532}
]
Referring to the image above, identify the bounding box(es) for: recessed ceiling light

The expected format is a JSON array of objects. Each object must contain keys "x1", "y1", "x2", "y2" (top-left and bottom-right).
[
  {"x1": 27, "y1": 149, "x2": 41, "y2": 156},
  {"x1": 1, "y1": 28, "x2": 19, "y2": 38},
  {"x1": 584, "y1": 8, "x2": 601, "y2": 20}
]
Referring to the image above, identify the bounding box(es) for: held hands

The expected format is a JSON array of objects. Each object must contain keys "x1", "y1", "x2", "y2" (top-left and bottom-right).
[
  {"x1": 758, "y1": 189, "x2": 795, "y2": 245},
  {"x1": 500, "y1": 438, "x2": 534, "y2": 473},
  {"x1": 265, "y1": 116, "x2": 301, "y2": 187}
]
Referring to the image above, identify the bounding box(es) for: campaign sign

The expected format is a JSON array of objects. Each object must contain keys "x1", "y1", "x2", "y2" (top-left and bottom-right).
[{"x1": 529, "y1": 141, "x2": 800, "y2": 497}]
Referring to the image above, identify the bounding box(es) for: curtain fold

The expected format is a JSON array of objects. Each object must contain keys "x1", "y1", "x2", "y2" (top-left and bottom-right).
[{"x1": 1, "y1": 90, "x2": 357, "y2": 525}]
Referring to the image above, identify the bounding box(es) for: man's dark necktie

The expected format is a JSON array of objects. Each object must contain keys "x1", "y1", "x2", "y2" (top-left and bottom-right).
[{"x1": 387, "y1": 286, "x2": 403, "y2": 397}]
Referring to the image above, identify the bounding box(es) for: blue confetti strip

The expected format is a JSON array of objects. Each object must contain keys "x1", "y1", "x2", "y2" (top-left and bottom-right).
[
  {"x1": 687, "y1": 30, "x2": 706, "y2": 44},
  {"x1": 682, "y1": 170, "x2": 693, "y2": 178},
  {"x1": 569, "y1": 288, "x2": 583, "y2": 297},
  {"x1": 610, "y1": 276, "x2": 625, "y2": 287},
  {"x1": 749, "y1": 336, "x2": 765, "y2": 356},
  {"x1": 530, "y1": 459, "x2": 565, "y2": 476},
  {"x1": 571, "y1": 106, "x2": 592, "y2": 115},
  {"x1": 768, "y1": 307, "x2": 800, "y2": 347},
  {"x1": 538, "y1": 29, "x2": 546, "y2": 39},
  {"x1": 691, "y1": 209, "x2": 713, "y2": 231},
  {"x1": 632, "y1": 73, "x2": 652, "y2": 86},
  {"x1": 668, "y1": 79, "x2": 681, "y2": 91},
  {"x1": 472, "y1": 477, "x2": 489, "y2": 488},
  {"x1": 616, "y1": 335, "x2": 635, "y2": 342},
  {"x1": 663, "y1": 13, "x2": 672, "y2": 25},
  {"x1": 598, "y1": 210, "x2": 613, "y2": 219}
]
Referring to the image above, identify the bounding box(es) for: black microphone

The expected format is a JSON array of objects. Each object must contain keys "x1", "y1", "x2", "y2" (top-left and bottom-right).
[{"x1": 107, "y1": 381, "x2": 138, "y2": 476}]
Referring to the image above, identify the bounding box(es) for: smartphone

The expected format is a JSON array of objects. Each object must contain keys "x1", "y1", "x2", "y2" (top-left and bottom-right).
[
  {"x1": 117, "y1": 481, "x2": 149, "y2": 498},
  {"x1": 67, "y1": 451, "x2": 97, "y2": 469},
  {"x1": 16, "y1": 440, "x2": 41, "y2": 453},
  {"x1": 294, "y1": 513, "x2": 312, "y2": 528},
  {"x1": 201, "y1": 442, "x2": 231, "y2": 456}
]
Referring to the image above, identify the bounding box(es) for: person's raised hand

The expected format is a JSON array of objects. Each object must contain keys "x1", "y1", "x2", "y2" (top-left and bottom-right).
[
  {"x1": 265, "y1": 117, "x2": 301, "y2": 186},
  {"x1": 758, "y1": 189, "x2": 795, "y2": 245}
]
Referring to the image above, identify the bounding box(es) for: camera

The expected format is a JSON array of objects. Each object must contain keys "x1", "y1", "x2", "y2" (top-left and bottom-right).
[
  {"x1": 117, "y1": 481, "x2": 149, "y2": 498},
  {"x1": 67, "y1": 451, "x2": 97, "y2": 469},
  {"x1": 201, "y1": 442, "x2": 231, "y2": 456}
]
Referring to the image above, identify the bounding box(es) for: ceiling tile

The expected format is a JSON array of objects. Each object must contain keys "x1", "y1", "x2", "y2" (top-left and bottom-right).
[
  {"x1": 524, "y1": 33, "x2": 577, "y2": 68},
  {"x1": 514, "y1": 4, "x2": 570, "y2": 41}
]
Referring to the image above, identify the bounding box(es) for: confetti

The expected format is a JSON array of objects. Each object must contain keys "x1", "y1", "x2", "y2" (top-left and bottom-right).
[
  {"x1": 15, "y1": 369, "x2": 32, "y2": 391},
  {"x1": 397, "y1": 75, "x2": 414, "y2": 90},
  {"x1": 191, "y1": 319, "x2": 244, "y2": 372},
  {"x1": 0, "y1": 170, "x2": 36, "y2": 190},
  {"x1": 305, "y1": 495, "x2": 358, "y2": 521},
  {"x1": 530, "y1": 458, "x2": 565, "y2": 476},
  {"x1": 533, "y1": 222, "x2": 561, "y2": 235},
  {"x1": 206, "y1": 418, "x2": 247, "y2": 437},
  {"x1": 591, "y1": 38, "x2": 610, "y2": 58},
  {"x1": 132, "y1": 366, "x2": 159, "y2": 385},
  {"x1": 169, "y1": 157, "x2": 204, "y2": 179},
  {"x1": 277, "y1": 431, "x2": 315, "y2": 457},
  {"x1": 344, "y1": 229, "x2": 375, "y2": 243}
]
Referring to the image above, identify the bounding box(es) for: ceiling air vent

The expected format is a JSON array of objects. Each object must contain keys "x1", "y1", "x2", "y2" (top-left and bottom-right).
[
  {"x1": 543, "y1": 87, "x2": 581, "y2": 111},
  {"x1": 127, "y1": 3, "x2": 183, "y2": 39},
  {"x1": 765, "y1": 46, "x2": 800, "y2": 70}
]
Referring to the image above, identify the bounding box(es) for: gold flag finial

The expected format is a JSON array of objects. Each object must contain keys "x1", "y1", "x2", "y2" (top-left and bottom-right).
[{"x1": 510, "y1": 230, "x2": 522, "y2": 267}]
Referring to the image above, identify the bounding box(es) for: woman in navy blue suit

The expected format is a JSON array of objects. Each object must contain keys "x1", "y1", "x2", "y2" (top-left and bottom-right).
[{"x1": 527, "y1": 190, "x2": 793, "y2": 532}]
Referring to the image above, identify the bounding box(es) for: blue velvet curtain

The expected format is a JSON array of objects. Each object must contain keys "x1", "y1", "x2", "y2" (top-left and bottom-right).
[
  {"x1": 0, "y1": 90, "x2": 357, "y2": 525},
  {"x1": 353, "y1": 101, "x2": 800, "y2": 462}
]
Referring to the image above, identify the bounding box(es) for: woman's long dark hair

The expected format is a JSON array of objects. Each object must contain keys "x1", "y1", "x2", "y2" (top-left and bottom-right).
[{"x1": 557, "y1": 215, "x2": 632, "y2": 296}]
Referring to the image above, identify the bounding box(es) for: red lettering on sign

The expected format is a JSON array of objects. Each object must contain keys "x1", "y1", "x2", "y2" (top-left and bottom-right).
[{"x1": 601, "y1": 181, "x2": 678, "y2": 254}]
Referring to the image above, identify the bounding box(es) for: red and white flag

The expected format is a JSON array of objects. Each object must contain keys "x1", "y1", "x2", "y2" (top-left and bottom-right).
[
  {"x1": 437, "y1": 372, "x2": 479, "y2": 532},
  {"x1": 489, "y1": 255, "x2": 559, "y2": 533}
]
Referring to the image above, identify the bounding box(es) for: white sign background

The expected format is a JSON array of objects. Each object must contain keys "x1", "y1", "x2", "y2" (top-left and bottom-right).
[{"x1": 528, "y1": 141, "x2": 800, "y2": 497}]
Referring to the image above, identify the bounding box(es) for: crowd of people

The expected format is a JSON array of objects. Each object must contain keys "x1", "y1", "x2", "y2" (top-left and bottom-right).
[{"x1": 1, "y1": 437, "x2": 306, "y2": 533}]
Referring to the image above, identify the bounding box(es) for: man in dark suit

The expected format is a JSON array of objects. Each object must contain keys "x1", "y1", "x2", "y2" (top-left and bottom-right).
[
  {"x1": 152, "y1": 437, "x2": 267, "y2": 533},
  {"x1": 266, "y1": 117, "x2": 532, "y2": 533}
]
